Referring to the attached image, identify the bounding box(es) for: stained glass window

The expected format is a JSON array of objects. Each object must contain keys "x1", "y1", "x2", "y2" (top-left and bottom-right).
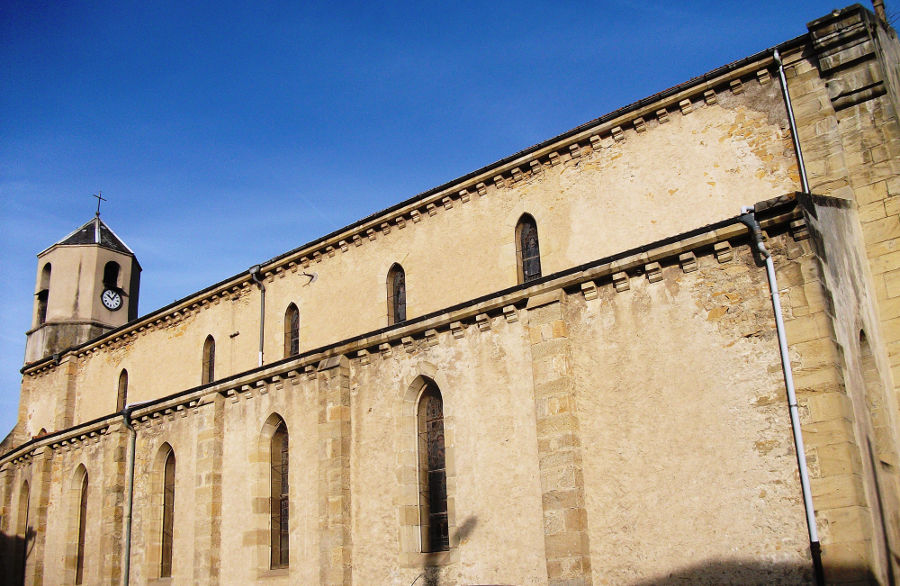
[
  {"x1": 270, "y1": 422, "x2": 289, "y2": 568},
  {"x1": 417, "y1": 384, "x2": 448, "y2": 552},
  {"x1": 161, "y1": 450, "x2": 175, "y2": 578},
  {"x1": 388, "y1": 264, "x2": 407, "y2": 325},
  {"x1": 517, "y1": 214, "x2": 542, "y2": 283},
  {"x1": 75, "y1": 472, "x2": 88, "y2": 584},
  {"x1": 284, "y1": 304, "x2": 300, "y2": 357},
  {"x1": 202, "y1": 336, "x2": 215, "y2": 384}
]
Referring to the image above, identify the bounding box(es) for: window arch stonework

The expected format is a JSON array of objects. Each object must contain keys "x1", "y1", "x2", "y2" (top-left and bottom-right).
[
  {"x1": 16, "y1": 480, "x2": 30, "y2": 584},
  {"x1": 161, "y1": 447, "x2": 176, "y2": 577},
  {"x1": 270, "y1": 421, "x2": 290, "y2": 568},
  {"x1": 397, "y1": 370, "x2": 458, "y2": 567},
  {"x1": 250, "y1": 413, "x2": 294, "y2": 574},
  {"x1": 146, "y1": 442, "x2": 177, "y2": 580},
  {"x1": 63, "y1": 465, "x2": 89, "y2": 585}
]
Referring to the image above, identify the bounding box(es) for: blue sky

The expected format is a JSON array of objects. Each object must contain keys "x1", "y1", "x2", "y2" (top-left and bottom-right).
[{"x1": 0, "y1": 1, "x2": 861, "y2": 436}]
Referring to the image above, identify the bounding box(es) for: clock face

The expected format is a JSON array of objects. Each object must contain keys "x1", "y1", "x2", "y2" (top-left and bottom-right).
[{"x1": 101, "y1": 288, "x2": 122, "y2": 311}]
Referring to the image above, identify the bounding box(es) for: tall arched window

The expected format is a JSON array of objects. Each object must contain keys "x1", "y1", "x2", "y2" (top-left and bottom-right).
[
  {"x1": 117, "y1": 369, "x2": 128, "y2": 412},
  {"x1": 75, "y1": 469, "x2": 88, "y2": 585},
  {"x1": 103, "y1": 261, "x2": 120, "y2": 290},
  {"x1": 36, "y1": 263, "x2": 51, "y2": 325},
  {"x1": 516, "y1": 214, "x2": 542, "y2": 283},
  {"x1": 284, "y1": 304, "x2": 299, "y2": 358},
  {"x1": 387, "y1": 264, "x2": 407, "y2": 325},
  {"x1": 17, "y1": 481, "x2": 30, "y2": 584},
  {"x1": 161, "y1": 447, "x2": 176, "y2": 578},
  {"x1": 270, "y1": 420, "x2": 289, "y2": 568},
  {"x1": 202, "y1": 336, "x2": 215, "y2": 384},
  {"x1": 417, "y1": 383, "x2": 449, "y2": 552}
]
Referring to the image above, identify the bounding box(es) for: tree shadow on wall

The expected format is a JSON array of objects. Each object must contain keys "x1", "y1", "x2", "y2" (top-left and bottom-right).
[
  {"x1": 413, "y1": 516, "x2": 479, "y2": 586},
  {"x1": 0, "y1": 527, "x2": 35, "y2": 586},
  {"x1": 627, "y1": 557, "x2": 876, "y2": 586}
]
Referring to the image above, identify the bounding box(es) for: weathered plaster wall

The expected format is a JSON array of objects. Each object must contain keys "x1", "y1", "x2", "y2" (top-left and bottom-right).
[
  {"x1": 16, "y1": 67, "x2": 800, "y2": 436},
  {"x1": 570, "y1": 243, "x2": 811, "y2": 583}
]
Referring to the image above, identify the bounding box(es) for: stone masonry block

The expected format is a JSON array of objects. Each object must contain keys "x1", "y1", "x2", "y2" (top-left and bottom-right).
[
  {"x1": 613, "y1": 272, "x2": 630, "y2": 292},
  {"x1": 645, "y1": 262, "x2": 663, "y2": 283},
  {"x1": 810, "y1": 473, "x2": 868, "y2": 510},
  {"x1": 679, "y1": 252, "x2": 698, "y2": 273},
  {"x1": 580, "y1": 282, "x2": 598, "y2": 300},
  {"x1": 714, "y1": 241, "x2": 733, "y2": 262}
]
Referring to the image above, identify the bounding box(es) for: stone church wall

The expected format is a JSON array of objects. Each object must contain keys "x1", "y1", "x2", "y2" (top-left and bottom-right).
[
  {"x1": 4, "y1": 4, "x2": 900, "y2": 584},
  {"x1": 17, "y1": 65, "x2": 799, "y2": 440}
]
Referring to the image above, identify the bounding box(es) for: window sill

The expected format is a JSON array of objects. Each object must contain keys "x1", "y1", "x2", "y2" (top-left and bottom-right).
[
  {"x1": 257, "y1": 567, "x2": 290, "y2": 580},
  {"x1": 401, "y1": 549, "x2": 458, "y2": 568}
]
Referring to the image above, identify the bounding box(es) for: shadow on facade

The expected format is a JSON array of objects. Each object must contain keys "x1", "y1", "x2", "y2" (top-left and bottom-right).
[
  {"x1": 0, "y1": 528, "x2": 34, "y2": 586},
  {"x1": 412, "y1": 516, "x2": 479, "y2": 586},
  {"x1": 627, "y1": 558, "x2": 875, "y2": 585}
]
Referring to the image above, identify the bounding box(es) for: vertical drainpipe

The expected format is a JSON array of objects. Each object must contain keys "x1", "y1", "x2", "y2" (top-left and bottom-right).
[
  {"x1": 121, "y1": 407, "x2": 136, "y2": 585},
  {"x1": 739, "y1": 209, "x2": 824, "y2": 586},
  {"x1": 774, "y1": 49, "x2": 810, "y2": 194},
  {"x1": 772, "y1": 45, "x2": 824, "y2": 585},
  {"x1": 250, "y1": 266, "x2": 265, "y2": 367}
]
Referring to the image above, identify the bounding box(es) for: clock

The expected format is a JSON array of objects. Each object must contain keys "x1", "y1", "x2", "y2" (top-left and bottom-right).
[{"x1": 101, "y1": 288, "x2": 122, "y2": 311}]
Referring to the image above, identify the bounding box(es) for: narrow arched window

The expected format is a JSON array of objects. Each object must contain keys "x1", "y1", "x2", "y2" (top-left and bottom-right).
[
  {"x1": 161, "y1": 448, "x2": 176, "y2": 578},
  {"x1": 417, "y1": 383, "x2": 449, "y2": 552},
  {"x1": 117, "y1": 369, "x2": 128, "y2": 412},
  {"x1": 516, "y1": 214, "x2": 542, "y2": 283},
  {"x1": 17, "y1": 481, "x2": 30, "y2": 584},
  {"x1": 284, "y1": 304, "x2": 299, "y2": 358},
  {"x1": 37, "y1": 263, "x2": 51, "y2": 325},
  {"x1": 75, "y1": 471, "x2": 88, "y2": 585},
  {"x1": 202, "y1": 336, "x2": 215, "y2": 384},
  {"x1": 270, "y1": 421, "x2": 289, "y2": 568},
  {"x1": 387, "y1": 264, "x2": 407, "y2": 325}
]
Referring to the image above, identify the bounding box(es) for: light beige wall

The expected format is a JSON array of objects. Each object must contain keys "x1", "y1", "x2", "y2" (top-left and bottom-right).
[
  {"x1": 348, "y1": 320, "x2": 548, "y2": 585},
  {"x1": 19, "y1": 71, "x2": 801, "y2": 432},
  {"x1": 570, "y1": 243, "x2": 810, "y2": 582},
  {"x1": 218, "y1": 372, "x2": 321, "y2": 585}
]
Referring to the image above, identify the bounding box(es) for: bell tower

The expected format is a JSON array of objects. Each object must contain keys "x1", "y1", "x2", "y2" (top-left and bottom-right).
[{"x1": 24, "y1": 215, "x2": 141, "y2": 363}]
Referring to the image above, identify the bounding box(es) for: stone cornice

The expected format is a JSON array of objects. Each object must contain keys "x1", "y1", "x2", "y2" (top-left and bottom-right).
[{"x1": 5, "y1": 194, "x2": 809, "y2": 464}]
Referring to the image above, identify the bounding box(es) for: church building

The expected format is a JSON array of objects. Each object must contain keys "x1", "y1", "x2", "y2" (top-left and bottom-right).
[{"x1": 2, "y1": 4, "x2": 899, "y2": 585}]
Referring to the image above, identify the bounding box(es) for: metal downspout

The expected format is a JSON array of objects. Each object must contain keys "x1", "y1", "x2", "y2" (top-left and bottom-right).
[
  {"x1": 774, "y1": 49, "x2": 810, "y2": 194},
  {"x1": 739, "y1": 208, "x2": 824, "y2": 585},
  {"x1": 121, "y1": 407, "x2": 137, "y2": 585},
  {"x1": 250, "y1": 266, "x2": 265, "y2": 367}
]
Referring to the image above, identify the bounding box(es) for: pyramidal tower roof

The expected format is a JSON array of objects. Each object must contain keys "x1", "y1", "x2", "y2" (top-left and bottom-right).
[{"x1": 42, "y1": 216, "x2": 134, "y2": 256}]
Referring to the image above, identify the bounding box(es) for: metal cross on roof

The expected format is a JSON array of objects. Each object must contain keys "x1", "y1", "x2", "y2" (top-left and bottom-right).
[{"x1": 93, "y1": 191, "x2": 106, "y2": 217}]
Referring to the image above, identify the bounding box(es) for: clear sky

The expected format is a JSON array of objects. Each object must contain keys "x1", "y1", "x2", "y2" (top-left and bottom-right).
[{"x1": 0, "y1": 1, "x2": 872, "y2": 437}]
